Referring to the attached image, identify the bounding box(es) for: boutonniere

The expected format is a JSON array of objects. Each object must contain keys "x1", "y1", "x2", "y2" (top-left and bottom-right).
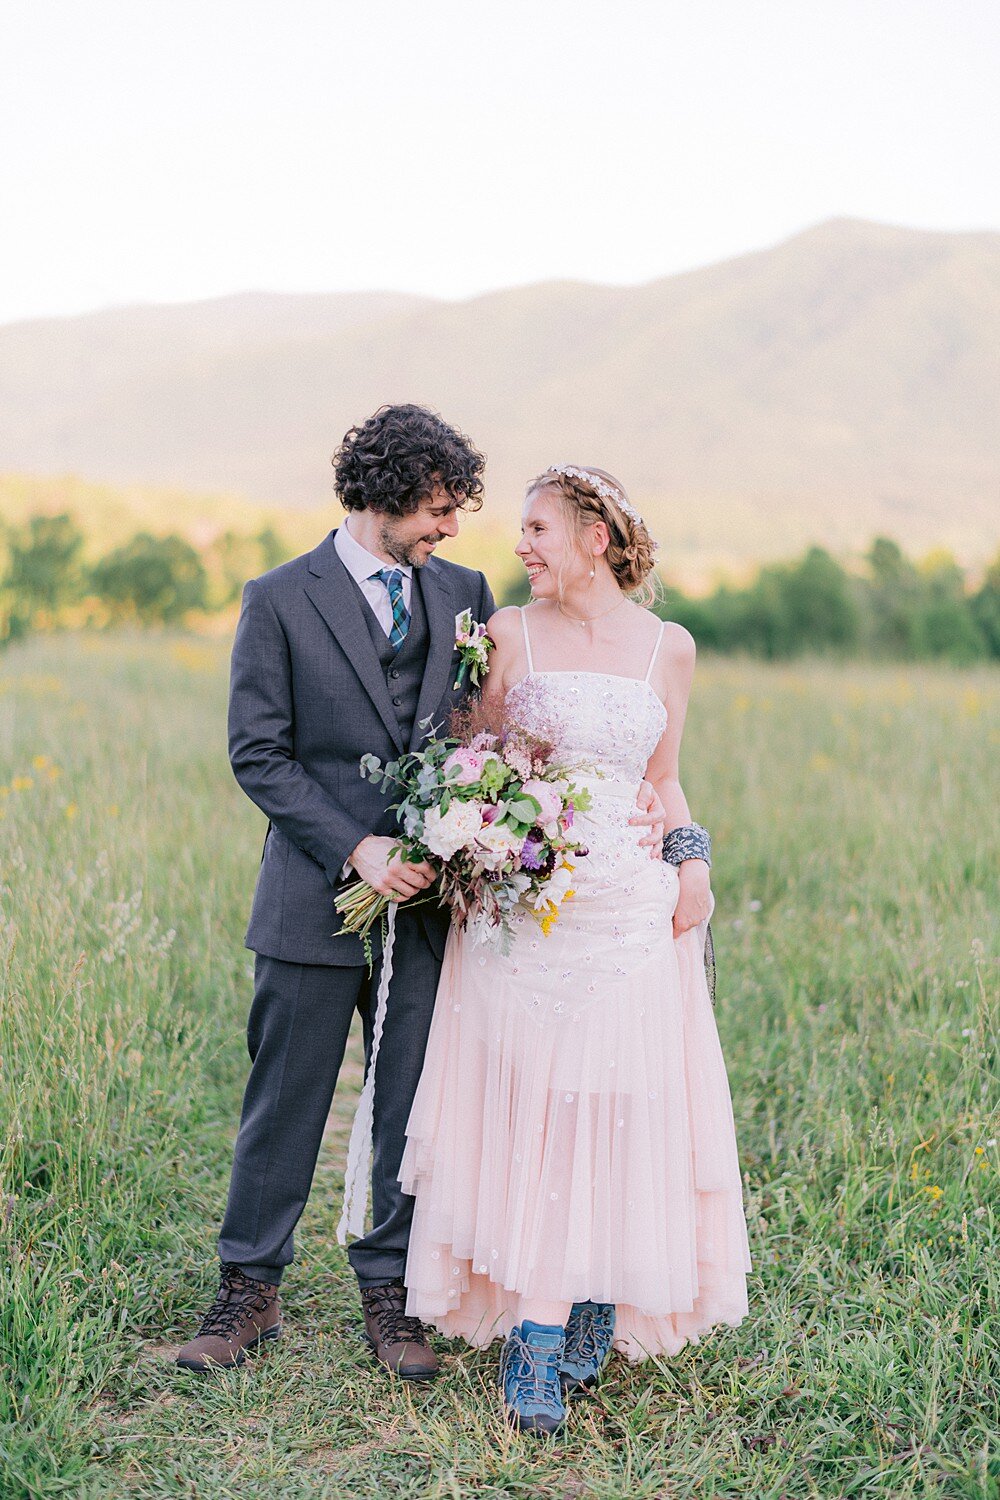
[{"x1": 453, "y1": 608, "x2": 494, "y2": 690}]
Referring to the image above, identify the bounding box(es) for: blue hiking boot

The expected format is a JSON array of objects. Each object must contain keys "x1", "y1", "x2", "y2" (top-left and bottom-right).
[
  {"x1": 500, "y1": 1321, "x2": 567, "y2": 1436},
  {"x1": 559, "y1": 1301, "x2": 616, "y2": 1393}
]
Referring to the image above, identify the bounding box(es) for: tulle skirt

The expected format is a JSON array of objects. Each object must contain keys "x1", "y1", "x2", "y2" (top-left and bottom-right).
[{"x1": 400, "y1": 855, "x2": 752, "y2": 1362}]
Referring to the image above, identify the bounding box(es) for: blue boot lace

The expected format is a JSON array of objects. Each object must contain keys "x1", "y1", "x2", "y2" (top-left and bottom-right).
[
  {"x1": 560, "y1": 1301, "x2": 616, "y2": 1387},
  {"x1": 500, "y1": 1323, "x2": 566, "y2": 1431}
]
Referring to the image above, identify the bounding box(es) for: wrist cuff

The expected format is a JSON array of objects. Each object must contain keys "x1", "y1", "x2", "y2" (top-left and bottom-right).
[{"x1": 663, "y1": 822, "x2": 712, "y2": 868}]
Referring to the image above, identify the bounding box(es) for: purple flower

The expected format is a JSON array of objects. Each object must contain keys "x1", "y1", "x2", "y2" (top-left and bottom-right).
[{"x1": 519, "y1": 835, "x2": 545, "y2": 871}]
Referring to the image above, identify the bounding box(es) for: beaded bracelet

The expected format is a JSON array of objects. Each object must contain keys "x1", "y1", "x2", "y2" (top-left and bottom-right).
[{"x1": 662, "y1": 821, "x2": 712, "y2": 868}]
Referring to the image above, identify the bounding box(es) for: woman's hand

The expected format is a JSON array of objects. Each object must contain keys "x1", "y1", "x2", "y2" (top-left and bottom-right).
[
  {"x1": 629, "y1": 779, "x2": 666, "y2": 857},
  {"x1": 672, "y1": 857, "x2": 712, "y2": 937}
]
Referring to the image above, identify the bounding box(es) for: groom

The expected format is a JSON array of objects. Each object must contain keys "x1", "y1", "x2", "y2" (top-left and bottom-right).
[{"x1": 176, "y1": 404, "x2": 494, "y2": 1379}]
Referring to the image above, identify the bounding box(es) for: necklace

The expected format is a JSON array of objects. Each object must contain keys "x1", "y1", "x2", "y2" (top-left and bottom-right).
[{"x1": 557, "y1": 596, "x2": 627, "y2": 628}]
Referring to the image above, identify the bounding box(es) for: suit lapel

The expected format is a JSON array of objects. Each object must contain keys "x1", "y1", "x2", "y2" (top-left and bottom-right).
[
  {"x1": 303, "y1": 531, "x2": 406, "y2": 753},
  {"x1": 411, "y1": 558, "x2": 457, "y2": 748}
]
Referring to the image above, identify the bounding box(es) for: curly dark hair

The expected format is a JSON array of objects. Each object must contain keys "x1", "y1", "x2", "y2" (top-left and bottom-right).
[{"x1": 332, "y1": 404, "x2": 486, "y2": 515}]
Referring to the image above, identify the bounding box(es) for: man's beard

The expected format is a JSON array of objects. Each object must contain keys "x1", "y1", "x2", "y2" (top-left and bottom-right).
[{"x1": 379, "y1": 522, "x2": 445, "y2": 569}]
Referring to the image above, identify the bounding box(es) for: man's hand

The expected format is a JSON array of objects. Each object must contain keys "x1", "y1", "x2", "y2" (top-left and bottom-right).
[
  {"x1": 629, "y1": 779, "x2": 666, "y2": 857},
  {"x1": 348, "y1": 836, "x2": 437, "y2": 900},
  {"x1": 673, "y1": 858, "x2": 712, "y2": 937}
]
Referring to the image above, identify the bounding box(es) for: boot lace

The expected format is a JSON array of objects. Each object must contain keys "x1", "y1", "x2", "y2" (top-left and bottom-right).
[
  {"x1": 565, "y1": 1302, "x2": 615, "y2": 1363},
  {"x1": 502, "y1": 1329, "x2": 563, "y2": 1416},
  {"x1": 198, "y1": 1263, "x2": 276, "y2": 1340},
  {"x1": 363, "y1": 1284, "x2": 429, "y2": 1347}
]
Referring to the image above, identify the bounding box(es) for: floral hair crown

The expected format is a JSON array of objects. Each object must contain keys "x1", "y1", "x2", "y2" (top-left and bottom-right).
[{"x1": 546, "y1": 464, "x2": 656, "y2": 548}]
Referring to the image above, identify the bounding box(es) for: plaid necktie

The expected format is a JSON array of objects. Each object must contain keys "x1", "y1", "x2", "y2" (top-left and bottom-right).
[{"x1": 375, "y1": 567, "x2": 410, "y2": 649}]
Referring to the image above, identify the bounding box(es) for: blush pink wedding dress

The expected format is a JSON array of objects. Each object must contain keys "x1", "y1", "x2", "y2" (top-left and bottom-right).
[{"x1": 399, "y1": 613, "x2": 751, "y2": 1360}]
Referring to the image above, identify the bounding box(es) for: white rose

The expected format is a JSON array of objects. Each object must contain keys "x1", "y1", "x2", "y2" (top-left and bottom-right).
[
  {"x1": 474, "y1": 820, "x2": 525, "y2": 871},
  {"x1": 422, "y1": 799, "x2": 483, "y2": 861}
]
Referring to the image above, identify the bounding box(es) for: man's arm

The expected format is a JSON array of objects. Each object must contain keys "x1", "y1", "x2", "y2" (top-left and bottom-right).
[{"x1": 228, "y1": 578, "x2": 371, "y2": 886}]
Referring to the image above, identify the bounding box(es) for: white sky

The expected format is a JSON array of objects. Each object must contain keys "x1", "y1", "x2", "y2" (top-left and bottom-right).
[{"x1": 1, "y1": 0, "x2": 998, "y2": 325}]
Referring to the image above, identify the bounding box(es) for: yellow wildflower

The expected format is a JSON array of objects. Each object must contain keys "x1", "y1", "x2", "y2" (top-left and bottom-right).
[
  {"x1": 64, "y1": 803, "x2": 78, "y2": 820},
  {"x1": 11, "y1": 776, "x2": 33, "y2": 792},
  {"x1": 32, "y1": 755, "x2": 50, "y2": 770}
]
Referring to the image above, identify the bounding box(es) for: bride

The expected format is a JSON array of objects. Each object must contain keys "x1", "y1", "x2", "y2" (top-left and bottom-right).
[{"x1": 398, "y1": 464, "x2": 751, "y2": 1434}]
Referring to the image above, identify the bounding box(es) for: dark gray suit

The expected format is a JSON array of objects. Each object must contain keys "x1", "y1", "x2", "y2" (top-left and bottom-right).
[{"x1": 219, "y1": 528, "x2": 495, "y2": 1285}]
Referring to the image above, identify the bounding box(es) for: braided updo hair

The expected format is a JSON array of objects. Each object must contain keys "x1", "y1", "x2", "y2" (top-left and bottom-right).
[{"x1": 526, "y1": 465, "x2": 659, "y2": 605}]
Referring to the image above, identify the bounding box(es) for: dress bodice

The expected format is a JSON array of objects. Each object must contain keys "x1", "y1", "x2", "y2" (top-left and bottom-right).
[
  {"x1": 503, "y1": 668, "x2": 669, "y2": 901},
  {"x1": 503, "y1": 670, "x2": 667, "y2": 791}
]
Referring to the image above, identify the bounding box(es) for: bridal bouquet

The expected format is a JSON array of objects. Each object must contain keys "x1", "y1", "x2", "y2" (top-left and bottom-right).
[{"x1": 335, "y1": 710, "x2": 591, "y2": 954}]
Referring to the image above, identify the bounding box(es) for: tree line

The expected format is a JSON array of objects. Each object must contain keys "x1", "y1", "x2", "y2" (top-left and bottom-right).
[
  {"x1": 503, "y1": 537, "x2": 1000, "y2": 662},
  {"x1": 0, "y1": 515, "x2": 286, "y2": 646},
  {"x1": 3, "y1": 512, "x2": 999, "y2": 662}
]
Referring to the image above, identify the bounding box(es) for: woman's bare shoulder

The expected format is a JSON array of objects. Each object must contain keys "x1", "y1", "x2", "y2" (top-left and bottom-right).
[
  {"x1": 632, "y1": 607, "x2": 695, "y2": 660},
  {"x1": 660, "y1": 618, "x2": 696, "y2": 664},
  {"x1": 485, "y1": 605, "x2": 525, "y2": 644}
]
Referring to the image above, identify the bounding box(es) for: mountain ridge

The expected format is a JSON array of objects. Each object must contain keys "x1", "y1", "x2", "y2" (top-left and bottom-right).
[{"x1": 2, "y1": 218, "x2": 997, "y2": 571}]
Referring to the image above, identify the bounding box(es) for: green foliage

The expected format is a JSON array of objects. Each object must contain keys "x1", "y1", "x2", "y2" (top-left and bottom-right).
[
  {"x1": 2, "y1": 501, "x2": 999, "y2": 670},
  {"x1": 0, "y1": 638, "x2": 996, "y2": 1496},
  {"x1": 498, "y1": 570, "x2": 532, "y2": 608},
  {"x1": 89, "y1": 533, "x2": 208, "y2": 623},
  {"x1": 0, "y1": 512, "x2": 86, "y2": 642},
  {"x1": 863, "y1": 536, "x2": 925, "y2": 656},
  {"x1": 659, "y1": 537, "x2": 998, "y2": 663},
  {"x1": 255, "y1": 524, "x2": 291, "y2": 572},
  {"x1": 970, "y1": 550, "x2": 1000, "y2": 657},
  {"x1": 917, "y1": 552, "x2": 989, "y2": 663}
]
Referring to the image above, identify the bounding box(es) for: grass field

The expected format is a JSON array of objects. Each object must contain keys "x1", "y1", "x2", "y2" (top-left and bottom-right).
[{"x1": 1, "y1": 633, "x2": 997, "y2": 1499}]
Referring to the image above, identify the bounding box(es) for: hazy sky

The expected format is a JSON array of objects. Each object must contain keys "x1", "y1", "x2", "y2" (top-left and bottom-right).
[{"x1": 2, "y1": 0, "x2": 998, "y2": 324}]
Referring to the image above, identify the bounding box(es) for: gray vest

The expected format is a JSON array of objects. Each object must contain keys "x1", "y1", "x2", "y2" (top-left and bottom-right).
[{"x1": 349, "y1": 568, "x2": 430, "y2": 749}]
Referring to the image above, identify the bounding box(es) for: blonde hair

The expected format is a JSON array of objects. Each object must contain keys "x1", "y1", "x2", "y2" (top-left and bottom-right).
[{"x1": 526, "y1": 465, "x2": 659, "y2": 606}]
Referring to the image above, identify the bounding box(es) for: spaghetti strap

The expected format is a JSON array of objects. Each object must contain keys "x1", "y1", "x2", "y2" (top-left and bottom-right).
[
  {"x1": 520, "y1": 607, "x2": 535, "y2": 673},
  {"x1": 643, "y1": 621, "x2": 666, "y2": 684}
]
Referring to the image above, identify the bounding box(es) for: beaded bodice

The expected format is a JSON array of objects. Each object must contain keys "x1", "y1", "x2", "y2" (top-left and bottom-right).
[
  {"x1": 504, "y1": 670, "x2": 667, "y2": 790},
  {"x1": 503, "y1": 668, "x2": 668, "y2": 898}
]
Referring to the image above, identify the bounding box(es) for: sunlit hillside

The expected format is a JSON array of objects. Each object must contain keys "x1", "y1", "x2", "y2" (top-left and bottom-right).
[{"x1": 2, "y1": 219, "x2": 998, "y2": 578}]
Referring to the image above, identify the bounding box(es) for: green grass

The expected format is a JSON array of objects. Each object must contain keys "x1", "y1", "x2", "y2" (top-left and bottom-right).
[{"x1": 1, "y1": 634, "x2": 997, "y2": 1499}]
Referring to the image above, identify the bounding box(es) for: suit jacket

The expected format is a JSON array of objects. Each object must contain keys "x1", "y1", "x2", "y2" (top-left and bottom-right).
[{"x1": 228, "y1": 528, "x2": 496, "y2": 966}]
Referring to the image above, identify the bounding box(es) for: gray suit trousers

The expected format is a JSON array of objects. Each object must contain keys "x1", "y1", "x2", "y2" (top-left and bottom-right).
[{"x1": 218, "y1": 904, "x2": 442, "y2": 1286}]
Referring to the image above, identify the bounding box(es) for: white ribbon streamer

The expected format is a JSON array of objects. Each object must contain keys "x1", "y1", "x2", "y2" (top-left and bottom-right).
[{"x1": 337, "y1": 901, "x2": 398, "y2": 1245}]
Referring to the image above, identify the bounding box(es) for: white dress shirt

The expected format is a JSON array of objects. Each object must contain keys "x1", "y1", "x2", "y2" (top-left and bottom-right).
[{"x1": 334, "y1": 516, "x2": 413, "y2": 637}]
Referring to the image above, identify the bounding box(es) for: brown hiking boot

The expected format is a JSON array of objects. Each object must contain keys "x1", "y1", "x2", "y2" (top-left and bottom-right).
[
  {"x1": 175, "y1": 1263, "x2": 281, "y2": 1372},
  {"x1": 361, "y1": 1280, "x2": 439, "y2": 1380}
]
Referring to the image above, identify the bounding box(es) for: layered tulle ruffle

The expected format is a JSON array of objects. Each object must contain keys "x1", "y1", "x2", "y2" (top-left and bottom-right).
[{"x1": 400, "y1": 857, "x2": 752, "y2": 1362}]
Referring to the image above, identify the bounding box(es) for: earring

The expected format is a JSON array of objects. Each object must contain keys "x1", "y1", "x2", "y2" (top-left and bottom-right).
[{"x1": 589, "y1": 566, "x2": 596, "y2": 578}]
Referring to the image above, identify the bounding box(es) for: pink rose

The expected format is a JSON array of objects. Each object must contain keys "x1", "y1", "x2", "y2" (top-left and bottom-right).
[
  {"x1": 443, "y1": 748, "x2": 486, "y2": 785},
  {"x1": 521, "y1": 778, "x2": 563, "y2": 826}
]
